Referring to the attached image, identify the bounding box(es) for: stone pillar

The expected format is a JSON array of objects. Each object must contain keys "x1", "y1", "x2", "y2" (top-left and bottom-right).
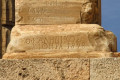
[
  {"x1": 0, "y1": 0, "x2": 15, "y2": 57},
  {"x1": 1, "y1": 0, "x2": 120, "y2": 79},
  {"x1": 3, "y1": 0, "x2": 119, "y2": 59},
  {"x1": 0, "y1": 0, "x2": 2, "y2": 58}
]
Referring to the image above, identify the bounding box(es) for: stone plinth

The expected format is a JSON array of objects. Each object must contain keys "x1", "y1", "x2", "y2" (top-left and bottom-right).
[
  {"x1": 16, "y1": 0, "x2": 101, "y2": 25},
  {"x1": 90, "y1": 58, "x2": 120, "y2": 80},
  {"x1": 6, "y1": 24, "x2": 117, "y2": 54},
  {"x1": 0, "y1": 58, "x2": 120, "y2": 80}
]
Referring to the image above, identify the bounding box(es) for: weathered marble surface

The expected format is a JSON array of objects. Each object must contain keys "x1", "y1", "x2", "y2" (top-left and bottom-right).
[
  {"x1": 0, "y1": 59, "x2": 90, "y2": 80},
  {"x1": 16, "y1": 0, "x2": 101, "y2": 25},
  {"x1": 6, "y1": 24, "x2": 117, "y2": 54}
]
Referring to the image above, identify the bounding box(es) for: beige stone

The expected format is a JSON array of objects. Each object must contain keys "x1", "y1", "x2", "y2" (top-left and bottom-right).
[
  {"x1": 3, "y1": 51, "x2": 115, "y2": 59},
  {"x1": 90, "y1": 58, "x2": 120, "y2": 80},
  {"x1": 16, "y1": 0, "x2": 101, "y2": 25},
  {"x1": 0, "y1": 59, "x2": 89, "y2": 80},
  {"x1": 105, "y1": 31, "x2": 117, "y2": 52},
  {"x1": 6, "y1": 24, "x2": 117, "y2": 54},
  {"x1": 1, "y1": 58, "x2": 120, "y2": 79}
]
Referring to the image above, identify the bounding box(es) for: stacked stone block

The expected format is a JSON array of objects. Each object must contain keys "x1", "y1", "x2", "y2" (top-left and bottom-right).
[
  {"x1": 0, "y1": 0, "x2": 120, "y2": 79},
  {"x1": 3, "y1": 0, "x2": 118, "y2": 59}
]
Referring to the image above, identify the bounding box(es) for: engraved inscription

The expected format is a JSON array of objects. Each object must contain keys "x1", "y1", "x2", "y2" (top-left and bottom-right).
[
  {"x1": 16, "y1": 0, "x2": 100, "y2": 24},
  {"x1": 22, "y1": 35, "x2": 90, "y2": 50}
]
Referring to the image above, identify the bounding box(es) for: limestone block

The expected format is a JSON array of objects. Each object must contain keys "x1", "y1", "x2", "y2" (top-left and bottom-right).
[
  {"x1": 90, "y1": 58, "x2": 120, "y2": 80},
  {"x1": 1, "y1": 58, "x2": 120, "y2": 80},
  {"x1": 16, "y1": 0, "x2": 101, "y2": 25},
  {"x1": 6, "y1": 24, "x2": 117, "y2": 54},
  {"x1": 3, "y1": 51, "x2": 115, "y2": 59},
  {"x1": 0, "y1": 59, "x2": 90, "y2": 80},
  {"x1": 105, "y1": 31, "x2": 117, "y2": 52}
]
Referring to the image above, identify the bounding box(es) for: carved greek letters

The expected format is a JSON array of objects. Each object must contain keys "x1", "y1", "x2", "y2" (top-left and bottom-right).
[
  {"x1": 23, "y1": 35, "x2": 90, "y2": 50},
  {"x1": 16, "y1": 0, "x2": 101, "y2": 25}
]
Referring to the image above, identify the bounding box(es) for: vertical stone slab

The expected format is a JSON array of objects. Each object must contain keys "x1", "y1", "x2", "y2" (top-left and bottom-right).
[
  {"x1": 15, "y1": 0, "x2": 101, "y2": 25},
  {"x1": 0, "y1": 59, "x2": 90, "y2": 80},
  {"x1": 1, "y1": 0, "x2": 15, "y2": 25},
  {"x1": 1, "y1": 27, "x2": 6, "y2": 55},
  {"x1": 1, "y1": 0, "x2": 7, "y2": 24},
  {"x1": 8, "y1": 0, "x2": 15, "y2": 25},
  {"x1": 1, "y1": 27, "x2": 10, "y2": 55},
  {"x1": 90, "y1": 58, "x2": 120, "y2": 80}
]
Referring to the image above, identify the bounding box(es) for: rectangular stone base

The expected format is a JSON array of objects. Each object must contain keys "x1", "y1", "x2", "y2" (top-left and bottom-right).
[{"x1": 0, "y1": 58, "x2": 120, "y2": 80}]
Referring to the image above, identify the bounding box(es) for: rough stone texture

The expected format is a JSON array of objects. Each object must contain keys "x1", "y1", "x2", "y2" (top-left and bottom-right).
[
  {"x1": 90, "y1": 58, "x2": 120, "y2": 80},
  {"x1": 105, "y1": 31, "x2": 117, "y2": 52},
  {"x1": 3, "y1": 52, "x2": 115, "y2": 59},
  {"x1": 1, "y1": 58, "x2": 120, "y2": 80},
  {"x1": 0, "y1": 59, "x2": 90, "y2": 80},
  {"x1": 16, "y1": 0, "x2": 101, "y2": 25},
  {"x1": 6, "y1": 24, "x2": 117, "y2": 53}
]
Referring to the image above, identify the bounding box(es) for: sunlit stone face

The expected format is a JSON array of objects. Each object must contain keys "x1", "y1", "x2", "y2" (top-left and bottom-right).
[
  {"x1": 15, "y1": 0, "x2": 101, "y2": 25},
  {"x1": 6, "y1": 24, "x2": 117, "y2": 53}
]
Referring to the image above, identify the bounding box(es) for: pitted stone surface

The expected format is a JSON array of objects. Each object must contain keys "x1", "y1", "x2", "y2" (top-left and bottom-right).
[
  {"x1": 1, "y1": 58, "x2": 120, "y2": 80},
  {"x1": 0, "y1": 59, "x2": 89, "y2": 80},
  {"x1": 90, "y1": 58, "x2": 120, "y2": 80},
  {"x1": 15, "y1": 0, "x2": 101, "y2": 25}
]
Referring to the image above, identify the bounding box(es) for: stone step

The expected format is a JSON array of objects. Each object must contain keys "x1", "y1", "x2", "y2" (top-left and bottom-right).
[
  {"x1": 0, "y1": 58, "x2": 120, "y2": 80},
  {"x1": 3, "y1": 51, "x2": 116, "y2": 59},
  {"x1": 16, "y1": 0, "x2": 101, "y2": 25}
]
